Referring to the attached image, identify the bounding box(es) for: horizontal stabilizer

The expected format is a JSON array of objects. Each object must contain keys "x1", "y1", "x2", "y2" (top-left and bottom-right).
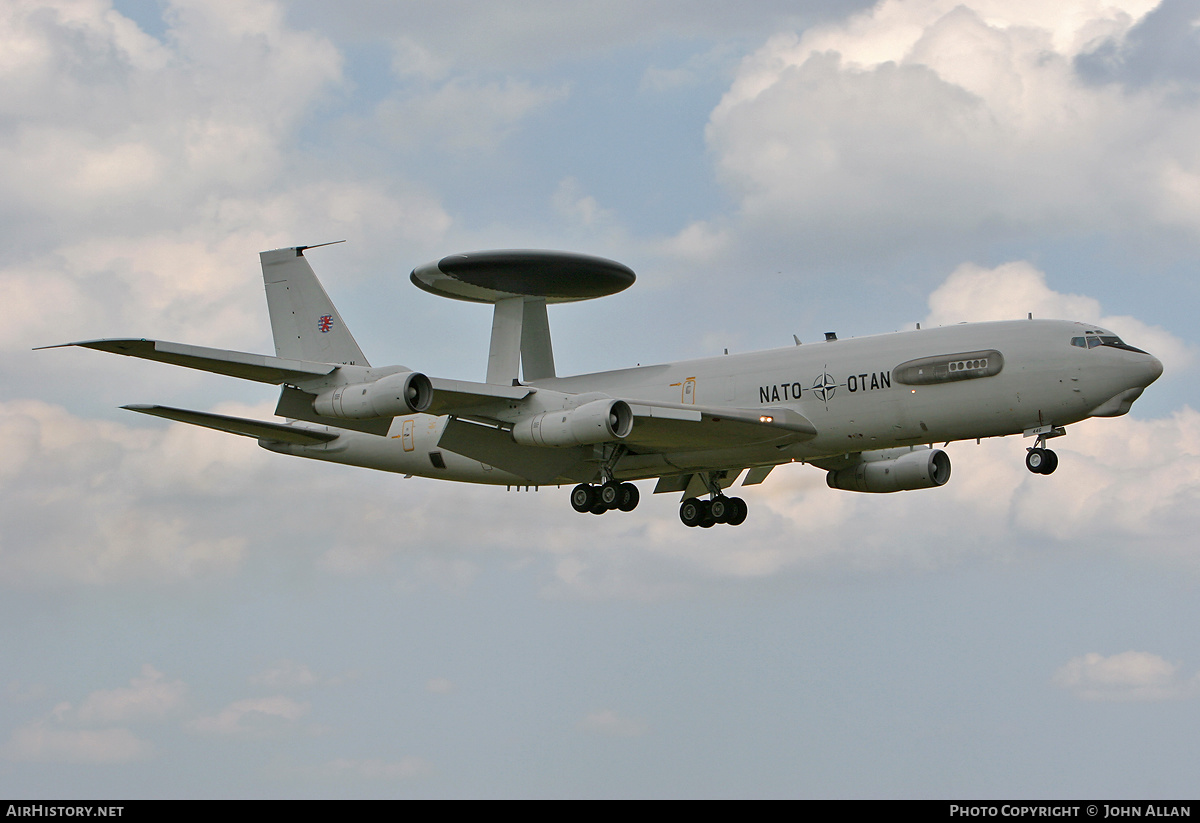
[
  {"x1": 123, "y1": 404, "x2": 338, "y2": 445},
  {"x1": 44, "y1": 339, "x2": 336, "y2": 384},
  {"x1": 622, "y1": 400, "x2": 816, "y2": 450}
]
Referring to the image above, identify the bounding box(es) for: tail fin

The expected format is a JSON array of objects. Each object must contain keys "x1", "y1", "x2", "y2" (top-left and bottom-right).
[{"x1": 260, "y1": 246, "x2": 370, "y2": 366}]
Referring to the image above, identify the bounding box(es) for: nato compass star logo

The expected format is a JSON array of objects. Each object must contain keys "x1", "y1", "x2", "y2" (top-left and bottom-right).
[{"x1": 811, "y1": 368, "x2": 845, "y2": 407}]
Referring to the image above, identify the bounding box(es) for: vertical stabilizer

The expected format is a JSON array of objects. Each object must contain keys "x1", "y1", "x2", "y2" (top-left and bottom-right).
[{"x1": 261, "y1": 246, "x2": 370, "y2": 366}]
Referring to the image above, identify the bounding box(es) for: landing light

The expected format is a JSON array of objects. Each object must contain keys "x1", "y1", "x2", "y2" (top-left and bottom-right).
[{"x1": 760, "y1": 415, "x2": 774, "y2": 423}]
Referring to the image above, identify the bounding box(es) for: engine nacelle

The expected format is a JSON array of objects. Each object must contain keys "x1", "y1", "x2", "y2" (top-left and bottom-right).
[
  {"x1": 312, "y1": 371, "x2": 433, "y2": 419},
  {"x1": 512, "y1": 398, "x2": 633, "y2": 448},
  {"x1": 826, "y1": 448, "x2": 951, "y2": 493}
]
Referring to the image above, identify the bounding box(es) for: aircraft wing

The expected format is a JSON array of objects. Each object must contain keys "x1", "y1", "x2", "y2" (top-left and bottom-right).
[
  {"x1": 41, "y1": 339, "x2": 336, "y2": 384},
  {"x1": 621, "y1": 400, "x2": 816, "y2": 450},
  {"x1": 123, "y1": 404, "x2": 338, "y2": 445},
  {"x1": 426, "y1": 377, "x2": 533, "y2": 416}
]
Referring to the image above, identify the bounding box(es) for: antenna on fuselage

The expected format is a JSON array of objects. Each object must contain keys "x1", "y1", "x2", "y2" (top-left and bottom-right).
[{"x1": 409, "y1": 250, "x2": 636, "y2": 385}]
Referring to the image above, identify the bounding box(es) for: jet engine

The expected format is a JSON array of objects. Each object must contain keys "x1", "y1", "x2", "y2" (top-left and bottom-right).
[
  {"x1": 512, "y1": 398, "x2": 633, "y2": 447},
  {"x1": 826, "y1": 447, "x2": 951, "y2": 493},
  {"x1": 312, "y1": 371, "x2": 433, "y2": 419}
]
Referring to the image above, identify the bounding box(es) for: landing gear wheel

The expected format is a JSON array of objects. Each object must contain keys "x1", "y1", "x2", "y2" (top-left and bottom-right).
[
  {"x1": 570, "y1": 484, "x2": 596, "y2": 513},
  {"x1": 1026, "y1": 448, "x2": 1058, "y2": 475},
  {"x1": 1040, "y1": 449, "x2": 1058, "y2": 474},
  {"x1": 709, "y1": 497, "x2": 731, "y2": 524},
  {"x1": 680, "y1": 497, "x2": 704, "y2": 527},
  {"x1": 590, "y1": 504, "x2": 608, "y2": 515},
  {"x1": 1026, "y1": 448, "x2": 1045, "y2": 473},
  {"x1": 697, "y1": 500, "x2": 715, "y2": 528},
  {"x1": 726, "y1": 497, "x2": 748, "y2": 526},
  {"x1": 617, "y1": 483, "x2": 640, "y2": 512},
  {"x1": 599, "y1": 480, "x2": 623, "y2": 509}
]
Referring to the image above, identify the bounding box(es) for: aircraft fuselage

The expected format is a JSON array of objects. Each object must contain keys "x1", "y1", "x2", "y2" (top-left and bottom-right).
[{"x1": 263, "y1": 318, "x2": 1162, "y2": 487}]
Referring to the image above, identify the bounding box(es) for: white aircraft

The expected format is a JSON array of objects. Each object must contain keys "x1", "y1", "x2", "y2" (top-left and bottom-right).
[{"x1": 46, "y1": 246, "x2": 1163, "y2": 528}]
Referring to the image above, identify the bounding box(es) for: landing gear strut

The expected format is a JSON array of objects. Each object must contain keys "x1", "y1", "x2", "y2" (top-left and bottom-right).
[
  {"x1": 679, "y1": 472, "x2": 748, "y2": 527},
  {"x1": 569, "y1": 444, "x2": 640, "y2": 516}
]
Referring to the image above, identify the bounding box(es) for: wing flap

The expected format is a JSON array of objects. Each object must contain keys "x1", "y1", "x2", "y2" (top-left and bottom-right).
[
  {"x1": 42, "y1": 339, "x2": 336, "y2": 384},
  {"x1": 123, "y1": 404, "x2": 338, "y2": 445},
  {"x1": 426, "y1": 377, "x2": 532, "y2": 416},
  {"x1": 622, "y1": 401, "x2": 816, "y2": 450},
  {"x1": 437, "y1": 417, "x2": 590, "y2": 484}
]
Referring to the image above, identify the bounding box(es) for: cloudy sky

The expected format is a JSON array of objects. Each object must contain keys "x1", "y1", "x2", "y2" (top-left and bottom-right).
[{"x1": 3, "y1": 0, "x2": 1200, "y2": 798}]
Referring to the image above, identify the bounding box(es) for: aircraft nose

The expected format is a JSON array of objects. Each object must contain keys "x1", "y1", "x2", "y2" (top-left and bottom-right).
[{"x1": 1143, "y1": 354, "x2": 1164, "y2": 386}]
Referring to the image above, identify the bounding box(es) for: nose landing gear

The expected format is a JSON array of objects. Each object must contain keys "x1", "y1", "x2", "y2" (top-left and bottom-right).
[
  {"x1": 1024, "y1": 424, "x2": 1066, "y2": 475},
  {"x1": 1025, "y1": 447, "x2": 1058, "y2": 474}
]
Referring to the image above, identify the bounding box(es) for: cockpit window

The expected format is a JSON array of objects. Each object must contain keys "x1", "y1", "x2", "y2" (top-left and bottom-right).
[{"x1": 1070, "y1": 332, "x2": 1148, "y2": 354}]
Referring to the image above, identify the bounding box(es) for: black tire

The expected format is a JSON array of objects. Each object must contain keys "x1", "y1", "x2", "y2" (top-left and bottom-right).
[
  {"x1": 726, "y1": 497, "x2": 748, "y2": 526},
  {"x1": 571, "y1": 484, "x2": 596, "y2": 513},
  {"x1": 1041, "y1": 449, "x2": 1058, "y2": 474},
  {"x1": 697, "y1": 500, "x2": 715, "y2": 528},
  {"x1": 599, "y1": 480, "x2": 622, "y2": 509},
  {"x1": 709, "y1": 497, "x2": 730, "y2": 523},
  {"x1": 1026, "y1": 448, "x2": 1046, "y2": 474},
  {"x1": 617, "y1": 483, "x2": 640, "y2": 512},
  {"x1": 680, "y1": 497, "x2": 703, "y2": 527}
]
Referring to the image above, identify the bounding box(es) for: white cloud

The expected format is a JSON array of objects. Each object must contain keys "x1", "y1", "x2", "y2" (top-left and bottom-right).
[
  {"x1": 577, "y1": 709, "x2": 647, "y2": 738},
  {"x1": 74, "y1": 665, "x2": 186, "y2": 725},
  {"x1": 553, "y1": 177, "x2": 615, "y2": 229},
  {"x1": 187, "y1": 695, "x2": 311, "y2": 737},
  {"x1": 320, "y1": 756, "x2": 432, "y2": 779},
  {"x1": 1053, "y1": 651, "x2": 1198, "y2": 701},
  {"x1": 0, "y1": 400, "x2": 252, "y2": 586},
  {"x1": 686, "y1": 0, "x2": 1200, "y2": 267},
  {"x1": 250, "y1": 660, "x2": 318, "y2": 690},
  {"x1": 924, "y1": 260, "x2": 1194, "y2": 374},
  {"x1": 1, "y1": 722, "x2": 152, "y2": 764},
  {"x1": 339, "y1": 2, "x2": 836, "y2": 74},
  {"x1": 375, "y1": 77, "x2": 569, "y2": 152},
  {"x1": 1, "y1": 664, "x2": 183, "y2": 763},
  {"x1": 0, "y1": 0, "x2": 343, "y2": 227},
  {"x1": 425, "y1": 677, "x2": 456, "y2": 695}
]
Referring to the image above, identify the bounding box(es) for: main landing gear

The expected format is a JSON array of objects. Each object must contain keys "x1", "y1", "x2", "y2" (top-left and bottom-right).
[
  {"x1": 571, "y1": 481, "x2": 640, "y2": 515},
  {"x1": 679, "y1": 495, "x2": 748, "y2": 528}
]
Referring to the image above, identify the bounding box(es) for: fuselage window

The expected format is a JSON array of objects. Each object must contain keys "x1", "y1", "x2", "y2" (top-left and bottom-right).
[{"x1": 894, "y1": 350, "x2": 1004, "y2": 385}]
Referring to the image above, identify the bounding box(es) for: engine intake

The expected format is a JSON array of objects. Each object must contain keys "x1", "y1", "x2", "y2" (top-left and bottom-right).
[
  {"x1": 512, "y1": 398, "x2": 633, "y2": 447},
  {"x1": 826, "y1": 447, "x2": 951, "y2": 493},
  {"x1": 312, "y1": 371, "x2": 433, "y2": 419}
]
